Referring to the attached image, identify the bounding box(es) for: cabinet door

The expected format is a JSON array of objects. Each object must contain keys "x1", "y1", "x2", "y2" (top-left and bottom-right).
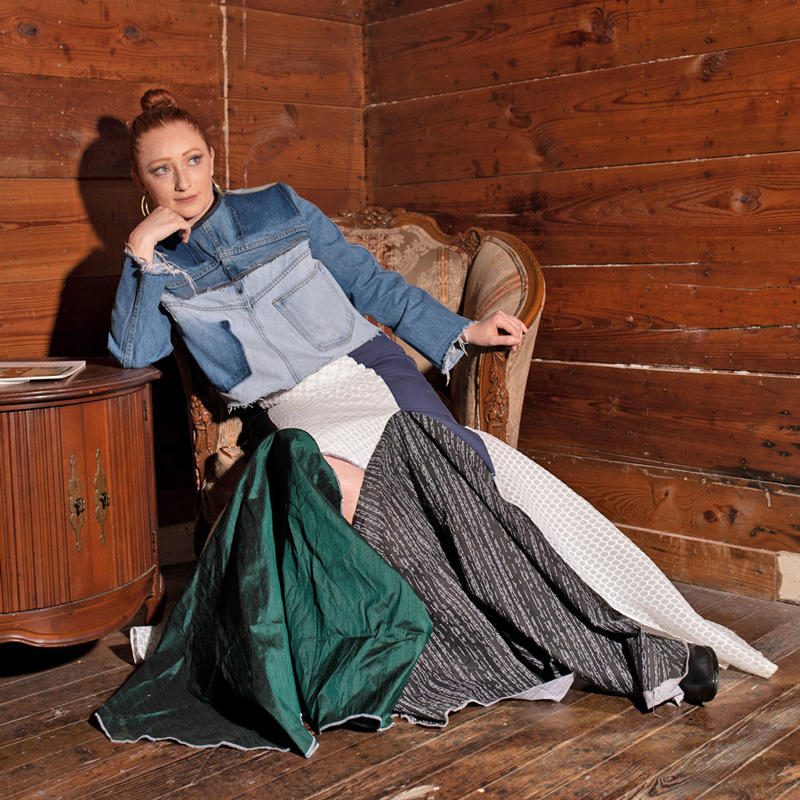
[
  {"x1": 0, "y1": 387, "x2": 157, "y2": 614},
  {"x1": 83, "y1": 387, "x2": 157, "y2": 589},
  {"x1": 60, "y1": 388, "x2": 157, "y2": 602},
  {"x1": 59, "y1": 400, "x2": 119, "y2": 599},
  {"x1": 1, "y1": 404, "x2": 71, "y2": 611}
]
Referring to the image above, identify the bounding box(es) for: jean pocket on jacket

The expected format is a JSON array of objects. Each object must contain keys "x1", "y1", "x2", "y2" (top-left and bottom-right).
[{"x1": 273, "y1": 263, "x2": 355, "y2": 351}]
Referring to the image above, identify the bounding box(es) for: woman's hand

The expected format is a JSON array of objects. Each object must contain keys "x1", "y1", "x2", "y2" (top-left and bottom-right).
[
  {"x1": 126, "y1": 207, "x2": 193, "y2": 265},
  {"x1": 463, "y1": 310, "x2": 529, "y2": 352}
]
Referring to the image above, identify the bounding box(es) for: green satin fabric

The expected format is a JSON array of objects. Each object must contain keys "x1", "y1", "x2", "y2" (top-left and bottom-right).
[{"x1": 96, "y1": 429, "x2": 431, "y2": 756}]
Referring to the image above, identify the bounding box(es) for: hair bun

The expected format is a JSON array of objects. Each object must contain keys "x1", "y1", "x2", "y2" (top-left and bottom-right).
[
  {"x1": 140, "y1": 88, "x2": 179, "y2": 113},
  {"x1": 129, "y1": 89, "x2": 209, "y2": 168}
]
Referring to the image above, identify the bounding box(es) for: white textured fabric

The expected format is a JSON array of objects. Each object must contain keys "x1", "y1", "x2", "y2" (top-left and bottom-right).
[
  {"x1": 259, "y1": 357, "x2": 398, "y2": 469},
  {"x1": 478, "y1": 433, "x2": 777, "y2": 679},
  {"x1": 259, "y1": 356, "x2": 776, "y2": 680},
  {"x1": 130, "y1": 622, "x2": 164, "y2": 665}
]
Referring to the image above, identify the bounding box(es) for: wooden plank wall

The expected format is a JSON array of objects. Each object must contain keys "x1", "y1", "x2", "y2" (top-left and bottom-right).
[
  {"x1": 365, "y1": 0, "x2": 800, "y2": 601},
  {"x1": 0, "y1": 0, "x2": 365, "y2": 522},
  {"x1": 223, "y1": 0, "x2": 365, "y2": 211},
  {"x1": 0, "y1": 0, "x2": 364, "y2": 359},
  {"x1": 2, "y1": 0, "x2": 798, "y2": 602}
]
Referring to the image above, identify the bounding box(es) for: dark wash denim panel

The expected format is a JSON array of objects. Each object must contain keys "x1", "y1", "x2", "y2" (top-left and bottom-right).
[{"x1": 205, "y1": 319, "x2": 252, "y2": 393}]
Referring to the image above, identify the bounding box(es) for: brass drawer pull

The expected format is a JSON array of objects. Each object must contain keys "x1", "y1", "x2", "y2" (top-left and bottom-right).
[
  {"x1": 67, "y1": 455, "x2": 85, "y2": 552},
  {"x1": 94, "y1": 449, "x2": 110, "y2": 545}
]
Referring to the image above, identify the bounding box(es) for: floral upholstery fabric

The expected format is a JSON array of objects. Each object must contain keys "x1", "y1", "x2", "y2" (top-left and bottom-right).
[{"x1": 340, "y1": 227, "x2": 470, "y2": 379}]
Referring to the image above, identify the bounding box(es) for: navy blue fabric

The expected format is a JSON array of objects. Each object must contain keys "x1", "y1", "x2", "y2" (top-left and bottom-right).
[{"x1": 348, "y1": 333, "x2": 494, "y2": 474}]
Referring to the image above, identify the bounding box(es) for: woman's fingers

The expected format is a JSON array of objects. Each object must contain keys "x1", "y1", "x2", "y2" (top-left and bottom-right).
[
  {"x1": 464, "y1": 311, "x2": 529, "y2": 350},
  {"x1": 147, "y1": 207, "x2": 193, "y2": 242},
  {"x1": 499, "y1": 310, "x2": 529, "y2": 335},
  {"x1": 127, "y1": 208, "x2": 193, "y2": 264}
]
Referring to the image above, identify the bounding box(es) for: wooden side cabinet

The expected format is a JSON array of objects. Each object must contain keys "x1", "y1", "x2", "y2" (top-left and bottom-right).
[{"x1": 0, "y1": 362, "x2": 164, "y2": 646}]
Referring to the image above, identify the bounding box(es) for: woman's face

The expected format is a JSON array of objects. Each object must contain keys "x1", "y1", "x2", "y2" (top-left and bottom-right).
[{"x1": 133, "y1": 122, "x2": 216, "y2": 225}]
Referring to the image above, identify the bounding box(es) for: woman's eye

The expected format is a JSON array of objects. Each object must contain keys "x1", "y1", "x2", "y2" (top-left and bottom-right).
[
  {"x1": 151, "y1": 165, "x2": 169, "y2": 176},
  {"x1": 189, "y1": 155, "x2": 202, "y2": 165}
]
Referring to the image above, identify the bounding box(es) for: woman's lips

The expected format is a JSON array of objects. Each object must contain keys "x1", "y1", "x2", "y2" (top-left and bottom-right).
[{"x1": 175, "y1": 194, "x2": 199, "y2": 204}]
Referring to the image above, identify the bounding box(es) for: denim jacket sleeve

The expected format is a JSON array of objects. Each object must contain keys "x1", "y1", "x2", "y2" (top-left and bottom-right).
[
  {"x1": 107, "y1": 252, "x2": 174, "y2": 368},
  {"x1": 284, "y1": 186, "x2": 472, "y2": 371}
]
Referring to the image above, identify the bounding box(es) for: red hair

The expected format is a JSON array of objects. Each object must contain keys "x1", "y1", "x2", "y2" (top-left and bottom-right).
[{"x1": 129, "y1": 89, "x2": 211, "y2": 169}]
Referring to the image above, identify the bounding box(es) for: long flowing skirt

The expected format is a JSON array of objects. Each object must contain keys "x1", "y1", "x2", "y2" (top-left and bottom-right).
[
  {"x1": 263, "y1": 346, "x2": 776, "y2": 681},
  {"x1": 95, "y1": 342, "x2": 776, "y2": 755}
]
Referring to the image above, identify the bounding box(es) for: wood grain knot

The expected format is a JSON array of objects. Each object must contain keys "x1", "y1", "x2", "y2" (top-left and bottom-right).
[
  {"x1": 124, "y1": 25, "x2": 143, "y2": 42},
  {"x1": 505, "y1": 105, "x2": 532, "y2": 129},
  {"x1": 588, "y1": 7, "x2": 615, "y2": 43},
  {"x1": 701, "y1": 51, "x2": 729, "y2": 82},
  {"x1": 732, "y1": 187, "x2": 763, "y2": 213},
  {"x1": 17, "y1": 22, "x2": 37, "y2": 37}
]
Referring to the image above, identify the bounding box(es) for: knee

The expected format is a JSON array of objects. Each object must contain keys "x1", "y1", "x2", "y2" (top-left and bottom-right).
[{"x1": 323, "y1": 456, "x2": 365, "y2": 524}]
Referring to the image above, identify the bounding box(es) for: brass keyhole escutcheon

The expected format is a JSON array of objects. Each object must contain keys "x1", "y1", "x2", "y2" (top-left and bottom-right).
[
  {"x1": 94, "y1": 449, "x2": 110, "y2": 545},
  {"x1": 67, "y1": 454, "x2": 85, "y2": 552}
]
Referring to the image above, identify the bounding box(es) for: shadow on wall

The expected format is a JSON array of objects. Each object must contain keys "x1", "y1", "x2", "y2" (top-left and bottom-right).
[
  {"x1": 50, "y1": 116, "x2": 196, "y2": 526},
  {"x1": 50, "y1": 116, "x2": 136, "y2": 359}
]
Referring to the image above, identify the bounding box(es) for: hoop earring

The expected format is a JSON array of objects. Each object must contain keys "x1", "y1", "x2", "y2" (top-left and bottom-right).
[
  {"x1": 140, "y1": 195, "x2": 151, "y2": 217},
  {"x1": 212, "y1": 178, "x2": 224, "y2": 196}
]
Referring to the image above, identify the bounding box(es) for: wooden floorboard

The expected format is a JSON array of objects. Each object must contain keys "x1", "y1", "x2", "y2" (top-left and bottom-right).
[
  {"x1": 712, "y1": 723, "x2": 800, "y2": 800},
  {"x1": 1, "y1": 565, "x2": 798, "y2": 800}
]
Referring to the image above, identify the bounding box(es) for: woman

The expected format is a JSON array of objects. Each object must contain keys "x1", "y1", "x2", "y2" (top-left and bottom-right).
[{"x1": 96, "y1": 90, "x2": 775, "y2": 756}]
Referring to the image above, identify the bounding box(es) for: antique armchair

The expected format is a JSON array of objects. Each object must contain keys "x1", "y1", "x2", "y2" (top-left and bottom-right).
[{"x1": 173, "y1": 207, "x2": 545, "y2": 552}]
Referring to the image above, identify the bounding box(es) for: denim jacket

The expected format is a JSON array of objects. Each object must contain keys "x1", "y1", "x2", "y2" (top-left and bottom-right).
[{"x1": 108, "y1": 183, "x2": 470, "y2": 406}]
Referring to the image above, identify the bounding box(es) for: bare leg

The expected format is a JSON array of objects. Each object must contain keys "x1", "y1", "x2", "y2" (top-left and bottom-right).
[{"x1": 323, "y1": 455, "x2": 365, "y2": 524}]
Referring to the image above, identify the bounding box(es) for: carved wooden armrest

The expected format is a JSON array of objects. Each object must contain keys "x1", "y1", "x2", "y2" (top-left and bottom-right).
[
  {"x1": 455, "y1": 232, "x2": 544, "y2": 447},
  {"x1": 188, "y1": 393, "x2": 216, "y2": 485}
]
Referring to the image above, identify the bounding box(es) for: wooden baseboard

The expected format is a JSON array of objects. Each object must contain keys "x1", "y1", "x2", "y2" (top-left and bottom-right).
[
  {"x1": 617, "y1": 524, "x2": 777, "y2": 601},
  {"x1": 523, "y1": 450, "x2": 800, "y2": 602}
]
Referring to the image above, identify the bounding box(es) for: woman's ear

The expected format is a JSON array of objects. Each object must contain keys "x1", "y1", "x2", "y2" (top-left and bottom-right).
[
  {"x1": 131, "y1": 170, "x2": 145, "y2": 193},
  {"x1": 209, "y1": 147, "x2": 215, "y2": 176}
]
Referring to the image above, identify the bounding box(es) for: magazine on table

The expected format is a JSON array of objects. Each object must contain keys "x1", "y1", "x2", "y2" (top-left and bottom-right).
[{"x1": 0, "y1": 361, "x2": 87, "y2": 384}]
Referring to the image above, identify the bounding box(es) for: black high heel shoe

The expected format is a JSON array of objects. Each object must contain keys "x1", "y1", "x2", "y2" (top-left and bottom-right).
[{"x1": 680, "y1": 643, "x2": 719, "y2": 704}]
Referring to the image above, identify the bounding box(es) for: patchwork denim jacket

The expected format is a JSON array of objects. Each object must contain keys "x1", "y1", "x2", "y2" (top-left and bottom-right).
[{"x1": 108, "y1": 183, "x2": 470, "y2": 407}]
